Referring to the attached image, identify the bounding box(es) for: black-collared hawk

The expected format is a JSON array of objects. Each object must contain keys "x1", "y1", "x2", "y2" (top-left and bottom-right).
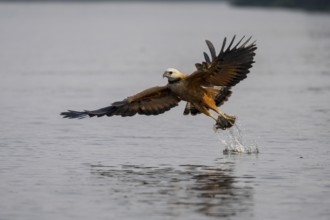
[{"x1": 61, "y1": 36, "x2": 257, "y2": 130}]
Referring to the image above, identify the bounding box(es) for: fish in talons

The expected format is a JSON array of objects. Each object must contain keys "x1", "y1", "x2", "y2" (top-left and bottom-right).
[{"x1": 214, "y1": 113, "x2": 236, "y2": 130}]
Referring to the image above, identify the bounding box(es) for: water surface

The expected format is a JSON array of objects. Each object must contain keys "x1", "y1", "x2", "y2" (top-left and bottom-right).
[{"x1": 0, "y1": 2, "x2": 330, "y2": 220}]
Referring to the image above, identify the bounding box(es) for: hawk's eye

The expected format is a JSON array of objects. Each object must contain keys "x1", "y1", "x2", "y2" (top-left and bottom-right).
[{"x1": 168, "y1": 71, "x2": 173, "y2": 75}]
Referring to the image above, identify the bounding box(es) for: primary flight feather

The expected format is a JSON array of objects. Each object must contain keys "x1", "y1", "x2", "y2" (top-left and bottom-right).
[{"x1": 61, "y1": 36, "x2": 257, "y2": 130}]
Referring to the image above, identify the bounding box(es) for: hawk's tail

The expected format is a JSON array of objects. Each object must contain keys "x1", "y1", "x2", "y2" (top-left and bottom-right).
[{"x1": 213, "y1": 87, "x2": 232, "y2": 107}]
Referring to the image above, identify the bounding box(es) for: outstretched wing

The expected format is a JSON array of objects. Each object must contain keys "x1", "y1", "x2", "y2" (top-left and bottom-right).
[
  {"x1": 61, "y1": 86, "x2": 181, "y2": 119},
  {"x1": 186, "y1": 35, "x2": 257, "y2": 88}
]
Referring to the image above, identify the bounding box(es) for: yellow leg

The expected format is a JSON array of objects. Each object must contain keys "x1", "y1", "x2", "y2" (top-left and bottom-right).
[
  {"x1": 194, "y1": 104, "x2": 218, "y2": 121},
  {"x1": 208, "y1": 106, "x2": 236, "y2": 130},
  {"x1": 193, "y1": 102, "x2": 235, "y2": 129}
]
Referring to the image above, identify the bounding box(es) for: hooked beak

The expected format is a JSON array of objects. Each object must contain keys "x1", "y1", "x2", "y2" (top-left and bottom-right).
[{"x1": 163, "y1": 72, "x2": 169, "y2": 78}]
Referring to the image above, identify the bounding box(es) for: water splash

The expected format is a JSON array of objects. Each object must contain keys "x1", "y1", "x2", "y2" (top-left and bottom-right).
[{"x1": 215, "y1": 123, "x2": 259, "y2": 154}]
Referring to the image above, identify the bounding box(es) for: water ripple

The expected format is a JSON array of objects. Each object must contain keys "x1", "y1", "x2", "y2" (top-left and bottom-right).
[{"x1": 91, "y1": 163, "x2": 255, "y2": 218}]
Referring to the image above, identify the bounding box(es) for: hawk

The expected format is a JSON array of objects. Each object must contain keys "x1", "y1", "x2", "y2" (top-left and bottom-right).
[{"x1": 61, "y1": 36, "x2": 257, "y2": 130}]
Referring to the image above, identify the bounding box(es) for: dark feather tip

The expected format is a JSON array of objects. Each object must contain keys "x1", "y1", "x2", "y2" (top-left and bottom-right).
[
  {"x1": 60, "y1": 110, "x2": 89, "y2": 119},
  {"x1": 205, "y1": 40, "x2": 217, "y2": 60}
]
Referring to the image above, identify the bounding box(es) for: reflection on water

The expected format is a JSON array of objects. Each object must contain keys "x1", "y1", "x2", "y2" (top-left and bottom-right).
[{"x1": 91, "y1": 163, "x2": 254, "y2": 218}]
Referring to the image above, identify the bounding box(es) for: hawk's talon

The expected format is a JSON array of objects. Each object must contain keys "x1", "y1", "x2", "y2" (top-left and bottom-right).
[{"x1": 214, "y1": 114, "x2": 236, "y2": 130}]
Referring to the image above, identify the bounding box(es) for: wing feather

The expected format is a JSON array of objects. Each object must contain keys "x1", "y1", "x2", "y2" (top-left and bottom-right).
[
  {"x1": 203, "y1": 52, "x2": 211, "y2": 63},
  {"x1": 233, "y1": 35, "x2": 245, "y2": 49},
  {"x1": 218, "y1": 37, "x2": 226, "y2": 57},
  {"x1": 225, "y1": 35, "x2": 236, "y2": 52},
  {"x1": 186, "y1": 36, "x2": 257, "y2": 88},
  {"x1": 205, "y1": 40, "x2": 217, "y2": 61},
  {"x1": 60, "y1": 86, "x2": 181, "y2": 119}
]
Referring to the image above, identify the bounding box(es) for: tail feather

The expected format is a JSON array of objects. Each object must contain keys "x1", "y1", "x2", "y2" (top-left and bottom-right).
[
  {"x1": 214, "y1": 87, "x2": 232, "y2": 106},
  {"x1": 183, "y1": 102, "x2": 200, "y2": 115}
]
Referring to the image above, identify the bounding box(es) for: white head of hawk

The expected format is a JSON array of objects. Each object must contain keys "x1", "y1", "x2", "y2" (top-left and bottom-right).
[
  {"x1": 163, "y1": 68, "x2": 186, "y2": 82},
  {"x1": 61, "y1": 36, "x2": 257, "y2": 130}
]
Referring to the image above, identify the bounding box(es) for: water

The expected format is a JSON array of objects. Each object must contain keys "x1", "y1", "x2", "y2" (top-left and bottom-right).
[
  {"x1": 0, "y1": 2, "x2": 330, "y2": 220},
  {"x1": 216, "y1": 124, "x2": 259, "y2": 154}
]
